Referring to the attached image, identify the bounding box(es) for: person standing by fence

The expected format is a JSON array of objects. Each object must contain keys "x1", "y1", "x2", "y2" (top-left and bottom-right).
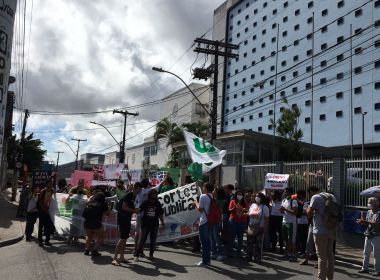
[
  {"x1": 269, "y1": 191, "x2": 284, "y2": 254},
  {"x1": 357, "y1": 197, "x2": 380, "y2": 276}
]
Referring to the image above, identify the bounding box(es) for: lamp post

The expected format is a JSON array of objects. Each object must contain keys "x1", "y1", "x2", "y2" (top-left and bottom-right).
[
  {"x1": 90, "y1": 121, "x2": 123, "y2": 163},
  {"x1": 58, "y1": 140, "x2": 77, "y2": 171},
  {"x1": 362, "y1": 111, "x2": 367, "y2": 187}
]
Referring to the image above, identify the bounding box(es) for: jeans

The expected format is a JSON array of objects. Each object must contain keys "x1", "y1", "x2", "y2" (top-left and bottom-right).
[
  {"x1": 247, "y1": 229, "x2": 264, "y2": 261},
  {"x1": 362, "y1": 236, "x2": 380, "y2": 272},
  {"x1": 314, "y1": 234, "x2": 335, "y2": 280},
  {"x1": 38, "y1": 211, "x2": 55, "y2": 243},
  {"x1": 135, "y1": 225, "x2": 159, "y2": 257},
  {"x1": 297, "y1": 224, "x2": 309, "y2": 254},
  {"x1": 227, "y1": 220, "x2": 245, "y2": 256},
  {"x1": 306, "y1": 224, "x2": 316, "y2": 255},
  {"x1": 199, "y1": 222, "x2": 211, "y2": 264},
  {"x1": 210, "y1": 223, "x2": 223, "y2": 256},
  {"x1": 269, "y1": 215, "x2": 283, "y2": 250},
  {"x1": 25, "y1": 212, "x2": 38, "y2": 238}
]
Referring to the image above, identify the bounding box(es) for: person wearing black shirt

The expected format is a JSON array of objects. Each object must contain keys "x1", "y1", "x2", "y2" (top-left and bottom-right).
[
  {"x1": 112, "y1": 182, "x2": 142, "y2": 266},
  {"x1": 134, "y1": 189, "x2": 165, "y2": 261}
]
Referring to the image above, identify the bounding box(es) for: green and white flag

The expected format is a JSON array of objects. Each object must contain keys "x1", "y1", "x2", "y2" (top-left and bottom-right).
[{"x1": 184, "y1": 131, "x2": 226, "y2": 173}]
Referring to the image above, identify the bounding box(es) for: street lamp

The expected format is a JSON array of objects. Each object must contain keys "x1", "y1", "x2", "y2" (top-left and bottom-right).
[
  {"x1": 152, "y1": 67, "x2": 211, "y2": 117},
  {"x1": 58, "y1": 140, "x2": 77, "y2": 170},
  {"x1": 90, "y1": 121, "x2": 123, "y2": 163},
  {"x1": 362, "y1": 111, "x2": 367, "y2": 187}
]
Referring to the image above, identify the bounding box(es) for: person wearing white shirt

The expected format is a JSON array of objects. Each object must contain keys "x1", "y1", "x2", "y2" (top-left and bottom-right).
[
  {"x1": 25, "y1": 186, "x2": 40, "y2": 241},
  {"x1": 296, "y1": 189, "x2": 309, "y2": 255},
  {"x1": 269, "y1": 191, "x2": 284, "y2": 253}
]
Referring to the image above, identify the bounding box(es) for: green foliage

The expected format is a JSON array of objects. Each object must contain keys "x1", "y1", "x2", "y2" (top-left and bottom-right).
[
  {"x1": 153, "y1": 118, "x2": 183, "y2": 147},
  {"x1": 6, "y1": 133, "x2": 46, "y2": 172},
  {"x1": 181, "y1": 121, "x2": 209, "y2": 137},
  {"x1": 166, "y1": 150, "x2": 180, "y2": 168},
  {"x1": 270, "y1": 98, "x2": 304, "y2": 160}
]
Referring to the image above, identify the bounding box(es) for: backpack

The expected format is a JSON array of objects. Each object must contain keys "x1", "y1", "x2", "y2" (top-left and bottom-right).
[
  {"x1": 206, "y1": 194, "x2": 222, "y2": 225},
  {"x1": 292, "y1": 199, "x2": 304, "y2": 219},
  {"x1": 320, "y1": 193, "x2": 340, "y2": 230}
]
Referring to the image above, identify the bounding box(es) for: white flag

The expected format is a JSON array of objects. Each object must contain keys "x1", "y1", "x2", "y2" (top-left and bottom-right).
[{"x1": 184, "y1": 131, "x2": 226, "y2": 173}]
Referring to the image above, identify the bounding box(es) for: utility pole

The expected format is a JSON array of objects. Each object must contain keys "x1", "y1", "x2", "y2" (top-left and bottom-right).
[
  {"x1": 113, "y1": 110, "x2": 139, "y2": 164},
  {"x1": 193, "y1": 38, "x2": 239, "y2": 184},
  {"x1": 71, "y1": 138, "x2": 87, "y2": 170},
  {"x1": 54, "y1": 151, "x2": 64, "y2": 186}
]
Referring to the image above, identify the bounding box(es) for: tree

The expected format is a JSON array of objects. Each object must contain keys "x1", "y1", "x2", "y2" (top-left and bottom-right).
[
  {"x1": 6, "y1": 133, "x2": 46, "y2": 172},
  {"x1": 270, "y1": 98, "x2": 303, "y2": 161},
  {"x1": 153, "y1": 118, "x2": 183, "y2": 147},
  {"x1": 181, "y1": 121, "x2": 209, "y2": 137}
]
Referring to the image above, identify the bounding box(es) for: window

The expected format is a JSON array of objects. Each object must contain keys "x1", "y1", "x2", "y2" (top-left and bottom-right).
[
  {"x1": 336, "y1": 72, "x2": 344, "y2": 80},
  {"x1": 294, "y1": 39, "x2": 300, "y2": 46},
  {"x1": 293, "y1": 71, "x2": 299, "y2": 77},
  {"x1": 307, "y1": 17, "x2": 313, "y2": 24},
  {"x1": 269, "y1": 94, "x2": 274, "y2": 100},
  {"x1": 305, "y1": 100, "x2": 311, "y2": 106},
  {"x1": 233, "y1": 119, "x2": 236, "y2": 124},
  {"x1": 229, "y1": 26, "x2": 233, "y2": 30},
  {"x1": 234, "y1": 81, "x2": 238, "y2": 86},
  {"x1": 245, "y1": 15, "x2": 249, "y2": 20},
  {"x1": 376, "y1": 40, "x2": 380, "y2": 48},
  {"x1": 283, "y1": 16, "x2": 288, "y2": 23},
  {"x1": 241, "y1": 117, "x2": 244, "y2": 123},
  {"x1": 259, "y1": 98, "x2": 263, "y2": 103},
  {"x1": 244, "y1": 40, "x2": 248, "y2": 46},
  {"x1": 269, "y1": 110, "x2": 273, "y2": 115},
  {"x1": 263, "y1": 2, "x2": 267, "y2": 8},
  {"x1": 250, "y1": 100, "x2": 254, "y2": 106},
  {"x1": 284, "y1": 1, "x2": 288, "y2": 8},
  {"x1": 226, "y1": 109, "x2": 229, "y2": 113},
  {"x1": 375, "y1": 60, "x2": 380, "y2": 68},
  {"x1": 253, "y1": 21, "x2": 258, "y2": 27},
  {"x1": 237, "y1": 20, "x2": 241, "y2": 26},
  {"x1": 292, "y1": 87, "x2": 298, "y2": 94},
  {"x1": 233, "y1": 106, "x2": 237, "y2": 111},
  {"x1": 262, "y1": 42, "x2": 266, "y2": 48},
  {"x1": 305, "y1": 117, "x2": 311, "y2": 124},
  {"x1": 322, "y1": 9, "x2": 328, "y2": 17},
  {"x1": 252, "y1": 60, "x2": 256, "y2": 66},
  {"x1": 338, "y1": 1, "x2": 344, "y2": 8},
  {"x1": 251, "y1": 74, "x2": 255, "y2": 79},
  {"x1": 354, "y1": 66, "x2": 362, "y2": 74},
  {"x1": 337, "y1": 53, "x2": 344, "y2": 61},
  {"x1": 355, "y1": 87, "x2": 362, "y2": 94},
  {"x1": 293, "y1": 55, "x2": 299, "y2": 62},
  {"x1": 282, "y1": 46, "x2": 287, "y2": 52},
  {"x1": 245, "y1": 27, "x2": 249, "y2": 33},
  {"x1": 375, "y1": 125, "x2": 380, "y2": 132},
  {"x1": 250, "y1": 87, "x2": 254, "y2": 92},
  {"x1": 376, "y1": 20, "x2": 380, "y2": 28},
  {"x1": 375, "y1": 103, "x2": 380, "y2": 110},
  {"x1": 294, "y1": 24, "x2": 300, "y2": 31},
  {"x1": 354, "y1": 107, "x2": 362, "y2": 114},
  {"x1": 280, "y1": 107, "x2": 285, "y2": 112},
  {"x1": 272, "y1": 23, "x2": 277, "y2": 29},
  {"x1": 320, "y1": 96, "x2": 326, "y2": 103},
  {"x1": 306, "y1": 49, "x2": 313, "y2": 56},
  {"x1": 355, "y1": 9, "x2": 363, "y2": 17},
  {"x1": 336, "y1": 111, "x2": 343, "y2": 118},
  {"x1": 320, "y1": 60, "x2": 327, "y2": 67},
  {"x1": 320, "y1": 114, "x2": 326, "y2": 121},
  {"x1": 320, "y1": 78, "x2": 327, "y2": 85},
  {"x1": 225, "y1": 121, "x2": 228, "y2": 126},
  {"x1": 273, "y1": 9, "x2": 277, "y2": 15},
  {"x1": 242, "y1": 78, "x2": 246, "y2": 83},
  {"x1": 306, "y1": 66, "x2": 312, "y2": 73},
  {"x1": 259, "y1": 112, "x2": 263, "y2": 118},
  {"x1": 336, "y1": 92, "x2": 343, "y2": 99},
  {"x1": 355, "y1": 47, "x2": 363, "y2": 54},
  {"x1": 249, "y1": 115, "x2": 253, "y2": 120},
  {"x1": 295, "y1": 9, "x2": 300, "y2": 16},
  {"x1": 337, "y1": 36, "x2": 344, "y2": 44},
  {"x1": 262, "y1": 29, "x2": 266, "y2": 35},
  {"x1": 305, "y1": 82, "x2": 311, "y2": 89},
  {"x1": 308, "y1": 1, "x2": 313, "y2": 8},
  {"x1": 272, "y1": 37, "x2": 276, "y2": 43},
  {"x1": 235, "y1": 69, "x2": 239, "y2": 74},
  {"x1": 321, "y1": 25, "x2": 328, "y2": 33},
  {"x1": 252, "y1": 48, "x2": 256, "y2": 53},
  {"x1": 281, "y1": 60, "x2": 286, "y2": 67},
  {"x1": 281, "y1": 76, "x2": 286, "y2": 82},
  {"x1": 270, "y1": 65, "x2": 275, "y2": 71},
  {"x1": 271, "y1": 51, "x2": 276, "y2": 56},
  {"x1": 246, "y1": 2, "x2": 250, "y2": 8},
  {"x1": 243, "y1": 53, "x2": 247, "y2": 58},
  {"x1": 234, "y1": 94, "x2": 237, "y2": 99},
  {"x1": 337, "y1": 17, "x2": 344, "y2": 25},
  {"x1": 269, "y1": 80, "x2": 274, "y2": 86},
  {"x1": 254, "y1": 9, "x2": 258, "y2": 14},
  {"x1": 321, "y1": 43, "x2": 328, "y2": 50},
  {"x1": 376, "y1": 0, "x2": 380, "y2": 8},
  {"x1": 263, "y1": 15, "x2": 267, "y2": 22},
  {"x1": 307, "y1": 33, "x2": 313, "y2": 40},
  {"x1": 258, "y1": 127, "x2": 262, "y2": 132},
  {"x1": 238, "y1": 9, "x2": 241, "y2": 14},
  {"x1": 283, "y1": 31, "x2": 288, "y2": 37},
  {"x1": 261, "y1": 56, "x2": 265, "y2": 61},
  {"x1": 253, "y1": 35, "x2": 257, "y2": 40},
  {"x1": 268, "y1": 125, "x2": 273, "y2": 130},
  {"x1": 376, "y1": 82, "x2": 380, "y2": 89},
  {"x1": 280, "y1": 91, "x2": 285, "y2": 97},
  {"x1": 260, "y1": 70, "x2": 265, "y2": 75}
]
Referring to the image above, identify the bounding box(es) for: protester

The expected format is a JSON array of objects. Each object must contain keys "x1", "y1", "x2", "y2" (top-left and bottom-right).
[
  {"x1": 25, "y1": 186, "x2": 40, "y2": 241},
  {"x1": 160, "y1": 176, "x2": 175, "y2": 194},
  {"x1": 227, "y1": 189, "x2": 247, "y2": 258},
  {"x1": 112, "y1": 182, "x2": 141, "y2": 266},
  {"x1": 296, "y1": 189, "x2": 309, "y2": 256},
  {"x1": 37, "y1": 181, "x2": 56, "y2": 247},
  {"x1": 357, "y1": 197, "x2": 380, "y2": 276},
  {"x1": 210, "y1": 187, "x2": 225, "y2": 261},
  {"x1": 82, "y1": 192, "x2": 111, "y2": 257},
  {"x1": 247, "y1": 192, "x2": 269, "y2": 263},
  {"x1": 307, "y1": 187, "x2": 338, "y2": 280},
  {"x1": 112, "y1": 180, "x2": 127, "y2": 200},
  {"x1": 269, "y1": 191, "x2": 284, "y2": 253},
  {"x1": 280, "y1": 187, "x2": 298, "y2": 262},
  {"x1": 193, "y1": 182, "x2": 214, "y2": 266},
  {"x1": 17, "y1": 183, "x2": 29, "y2": 218},
  {"x1": 300, "y1": 186, "x2": 318, "y2": 266},
  {"x1": 67, "y1": 179, "x2": 89, "y2": 244},
  {"x1": 134, "y1": 189, "x2": 165, "y2": 261},
  {"x1": 222, "y1": 184, "x2": 235, "y2": 244},
  {"x1": 134, "y1": 177, "x2": 163, "y2": 255}
]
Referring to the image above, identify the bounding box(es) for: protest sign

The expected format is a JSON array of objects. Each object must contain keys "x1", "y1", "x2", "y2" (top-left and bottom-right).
[
  {"x1": 120, "y1": 169, "x2": 142, "y2": 183},
  {"x1": 54, "y1": 182, "x2": 201, "y2": 244},
  {"x1": 32, "y1": 171, "x2": 53, "y2": 186},
  {"x1": 103, "y1": 163, "x2": 125, "y2": 180},
  {"x1": 92, "y1": 165, "x2": 104, "y2": 180},
  {"x1": 264, "y1": 173, "x2": 290, "y2": 190},
  {"x1": 91, "y1": 180, "x2": 116, "y2": 187},
  {"x1": 70, "y1": 170, "x2": 93, "y2": 188},
  {"x1": 148, "y1": 170, "x2": 168, "y2": 186}
]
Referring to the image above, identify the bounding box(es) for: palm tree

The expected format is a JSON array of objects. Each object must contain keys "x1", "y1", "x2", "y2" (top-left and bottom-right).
[
  {"x1": 181, "y1": 121, "x2": 209, "y2": 137},
  {"x1": 153, "y1": 118, "x2": 183, "y2": 147}
]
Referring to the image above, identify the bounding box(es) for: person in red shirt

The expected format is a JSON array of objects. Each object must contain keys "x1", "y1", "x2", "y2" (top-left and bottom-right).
[{"x1": 227, "y1": 190, "x2": 248, "y2": 257}]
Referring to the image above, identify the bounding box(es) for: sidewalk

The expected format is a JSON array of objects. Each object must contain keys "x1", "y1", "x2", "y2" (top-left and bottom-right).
[
  {"x1": 335, "y1": 230, "x2": 364, "y2": 266},
  {"x1": 0, "y1": 188, "x2": 25, "y2": 247}
]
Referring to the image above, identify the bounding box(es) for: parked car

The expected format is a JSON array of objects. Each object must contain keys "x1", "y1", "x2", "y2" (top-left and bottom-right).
[{"x1": 328, "y1": 168, "x2": 380, "y2": 190}]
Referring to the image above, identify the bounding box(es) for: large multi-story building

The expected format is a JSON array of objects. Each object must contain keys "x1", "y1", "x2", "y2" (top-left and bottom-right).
[{"x1": 217, "y1": 0, "x2": 380, "y2": 152}]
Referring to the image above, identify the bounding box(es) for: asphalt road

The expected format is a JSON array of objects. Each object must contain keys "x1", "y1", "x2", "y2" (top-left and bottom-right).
[{"x1": 0, "y1": 238, "x2": 376, "y2": 280}]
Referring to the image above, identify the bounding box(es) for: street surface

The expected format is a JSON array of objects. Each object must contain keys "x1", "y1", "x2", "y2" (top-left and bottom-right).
[{"x1": 0, "y1": 238, "x2": 376, "y2": 280}]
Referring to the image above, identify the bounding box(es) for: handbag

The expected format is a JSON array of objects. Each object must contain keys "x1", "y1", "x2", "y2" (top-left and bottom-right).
[{"x1": 247, "y1": 205, "x2": 264, "y2": 237}]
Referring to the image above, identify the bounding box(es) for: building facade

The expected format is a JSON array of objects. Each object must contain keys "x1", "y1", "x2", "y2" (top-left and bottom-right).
[
  {"x1": 104, "y1": 151, "x2": 120, "y2": 165},
  {"x1": 219, "y1": 0, "x2": 380, "y2": 149}
]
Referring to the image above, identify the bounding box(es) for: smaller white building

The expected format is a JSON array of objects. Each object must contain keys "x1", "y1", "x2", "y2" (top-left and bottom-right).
[{"x1": 104, "y1": 151, "x2": 120, "y2": 165}]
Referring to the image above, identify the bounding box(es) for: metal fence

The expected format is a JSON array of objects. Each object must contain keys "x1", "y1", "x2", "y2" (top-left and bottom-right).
[
  {"x1": 344, "y1": 157, "x2": 380, "y2": 208},
  {"x1": 241, "y1": 163, "x2": 276, "y2": 192}
]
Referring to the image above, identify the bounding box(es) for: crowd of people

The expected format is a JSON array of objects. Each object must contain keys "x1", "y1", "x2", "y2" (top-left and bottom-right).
[{"x1": 19, "y1": 174, "x2": 380, "y2": 280}]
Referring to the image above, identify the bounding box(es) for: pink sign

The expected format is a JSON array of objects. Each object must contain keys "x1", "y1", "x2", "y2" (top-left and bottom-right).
[{"x1": 70, "y1": 170, "x2": 94, "y2": 188}]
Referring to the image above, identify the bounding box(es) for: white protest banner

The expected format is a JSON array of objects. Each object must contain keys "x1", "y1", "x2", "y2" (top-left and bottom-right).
[
  {"x1": 120, "y1": 169, "x2": 142, "y2": 183},
  {"x1": 184, "y1": 131, "x2": 226, "y2": 173},
  {"x1": 91, "y1": 180, "x2": 116, "y2": 187},
  {"x1": 54, "y1": 182, "x2": 201, "y2": 244},
  {"x1": 103, "y1": 163, "x2": 125, "y2": 180},
  {"x1": 264, "y1": 173, "x2": 290, "y2": 190}
]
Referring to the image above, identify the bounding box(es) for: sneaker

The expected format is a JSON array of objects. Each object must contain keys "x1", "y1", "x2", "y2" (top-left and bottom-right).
[
  {"x1": 84, "y1": 249, "x2": 90, "y2": 256},
  {"x1": 358, "y1": 270, "x2": 369, "y2": 274},
  {"x1": 38, "y1": 241, "x2": 44, "y2": 247},
  {"x1": 91, "y1": 249, "x2": 101, "y2": 257},
  {"x1": 140, "y1": 252, "x2": 146, "y2": 258},
  {"x1": 196, "y1": 261, "x2": 208, "y2": 267},
  {"x1": 216, "y1": 255, "x2": 225, "y2": 261}
]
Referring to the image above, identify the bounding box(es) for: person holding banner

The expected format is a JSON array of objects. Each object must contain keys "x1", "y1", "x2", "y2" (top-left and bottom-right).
[
  {"x1": 134, "y1": 189, "x2": 165, "y2": 261},
  {"x1": 25, "y1": 186, "x2": 40, "y2": 241},
  {"x1": 37, "y1": 181, "x2": 56, "y2": 247},
  {"x1": 112, "y1": 182, "x2": 142, "y2": 266}
]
